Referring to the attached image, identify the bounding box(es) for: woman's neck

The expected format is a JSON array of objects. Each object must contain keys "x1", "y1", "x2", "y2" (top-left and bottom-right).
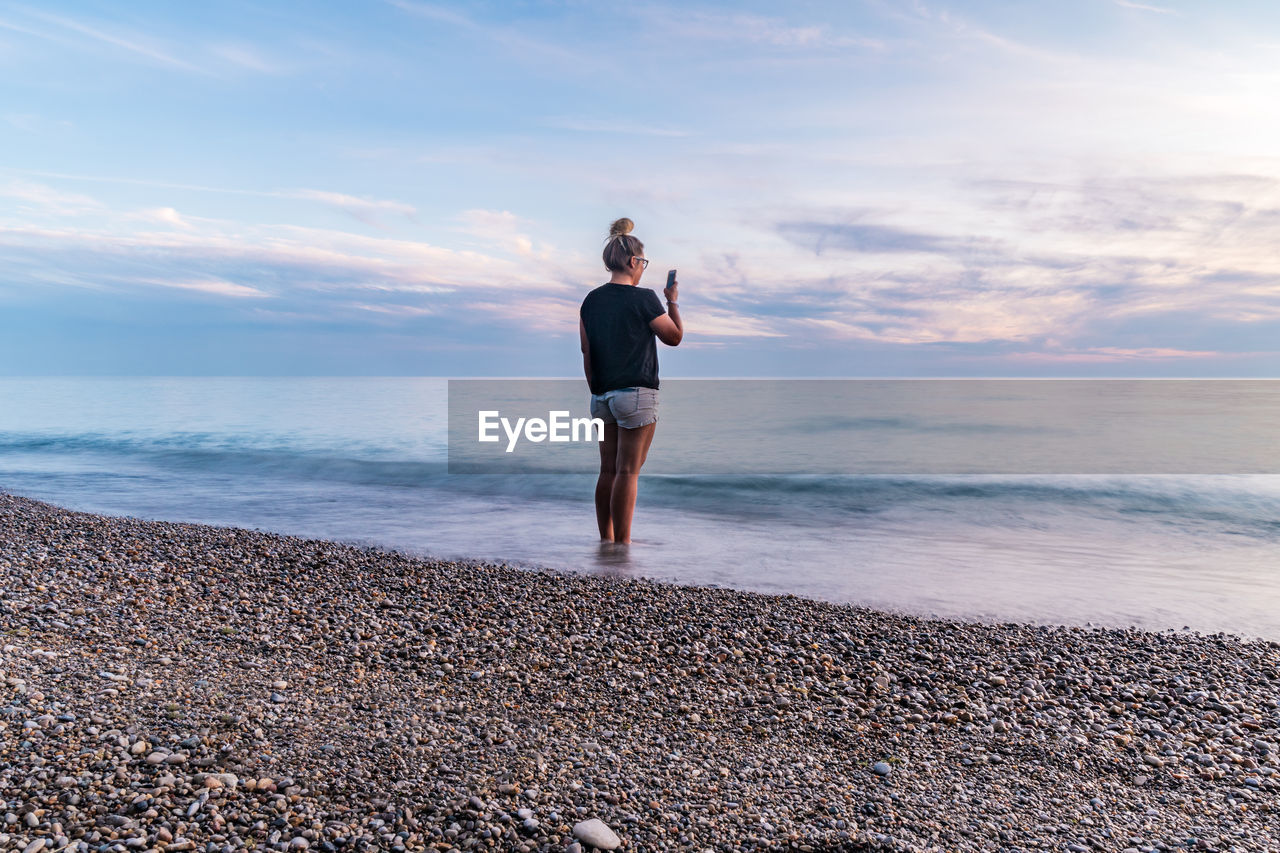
[{"x1": 607, "y1": 275, "x2": 635, "y2": 285}]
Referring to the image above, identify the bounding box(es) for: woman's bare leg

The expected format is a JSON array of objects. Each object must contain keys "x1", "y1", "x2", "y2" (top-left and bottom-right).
[
  {"x1": 595, "y1": 422, "x2": 618, "y2": 541},
  {"x1": 610, "y1": 421, "x2": 657, "y2": 544}
]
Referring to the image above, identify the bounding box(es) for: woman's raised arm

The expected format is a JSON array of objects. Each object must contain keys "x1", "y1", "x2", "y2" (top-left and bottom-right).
[{"x1": 651, "y1": 280, "x2": 682, "y2": 346}]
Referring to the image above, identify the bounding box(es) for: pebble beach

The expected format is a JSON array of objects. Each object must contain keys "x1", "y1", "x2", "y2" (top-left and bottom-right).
[{"x1": 2, "y1": 491, "x2": 1279, "y2": 853}]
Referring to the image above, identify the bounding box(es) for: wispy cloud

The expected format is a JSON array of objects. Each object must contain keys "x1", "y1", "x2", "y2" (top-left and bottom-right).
[
  {"x1": 0, "y1": 12, "x2": 77, "y2": 45},
  {"x1": 130, "y1": 207, "x2": 199, "y2": 231},
  {"x1": 2, "y1": 169, "x2": 419, "y2": 225},
  {"x1": 1113, "y1": 0, "x2": 1179, "y2": 15},
  {"x1": 0, "y1": 179, "x2": 103, "y2": 215},
  {"x1": 465, "y1": 296, "x2": 583, "y2": 334},
  {"x1": 207, "y1": 42, "x2": 286, "y2": 73},
  {"x1": 778, "y1": 220, "x2": 960, "y2": 255},
  {"x1": 730, "y1": 159, "x2": 1280, "y2": 353},
  {"x1": 141, "y1": 278, "x2": 272, "y2": 299},
  {"x1": 1001, "y1": 346, "x2": 1225, "y2": 363},
  {"x1": 692, "y1": 308, "x2": 786, "y2": 338},
  {"x1": 347, "y1": 302, "x2": 434, "y2": 317},
  {"x1": 14, "y1": 5, "x2": 205, "y2": 72},
  {"x1": 4, "y1": 113, "x2": 73, "y2": 133},
  {"x1": 2, "y1": 5, "x2": 290, "y2": 77},
  {"x1": 631, "y1": 7, "x2": 883, "y2": 50},
  {"x1": 287, "y1": 190, "x2": 418, "y2": 225},
  {"x1": 386, "y1": 0, "x2": 595, "y2": 69},
  {"x1": 543, "y1": 117, "x2": 691, "y2": 138},
  {"x1": 0, "y1": 183, "x2": 594, "y2": 336},
  {"x1": 454, "y1": 209, "x2": 555, "y2": 258},
  {"x1": 892, "y1": 1, "x2": 1086, "y2": 65},
  {"x1": 0, "y1": 191, "x2": 790, "y2": 344}
]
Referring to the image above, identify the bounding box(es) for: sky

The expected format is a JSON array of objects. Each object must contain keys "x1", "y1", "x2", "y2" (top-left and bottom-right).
[{"x1": 2, "y1": 0, "x2": 1280, "y2": 376}]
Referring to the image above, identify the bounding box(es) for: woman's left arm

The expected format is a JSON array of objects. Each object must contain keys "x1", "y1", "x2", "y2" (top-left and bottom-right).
[{"x1": 579, "y1": 317, "x2": 592, "y2": 386}]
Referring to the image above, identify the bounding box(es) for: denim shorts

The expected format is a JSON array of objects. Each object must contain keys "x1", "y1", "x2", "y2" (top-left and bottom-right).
[{"x1": 589, "y1": 386, "x2": 659, "y2": 429}]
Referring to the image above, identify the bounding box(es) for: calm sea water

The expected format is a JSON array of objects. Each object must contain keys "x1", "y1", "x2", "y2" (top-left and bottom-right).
[{"x1": 2, "y1": 377, "x2": 1279, "y2": 640}]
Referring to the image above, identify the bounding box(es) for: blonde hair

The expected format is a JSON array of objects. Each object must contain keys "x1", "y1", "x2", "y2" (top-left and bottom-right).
[{"x1": 603, "y1": 217, "x2": 643, "y2": 272}]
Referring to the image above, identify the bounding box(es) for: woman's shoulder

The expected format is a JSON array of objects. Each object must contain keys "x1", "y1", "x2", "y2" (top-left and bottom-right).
[
  {"x1": 635, "y1": 286, "x2": 663, "y2": 305},
  {"x1": 625, "y1": 285, "x2": 661, "y2": 303},
  {"x1": 581, "y1": 283, "x2": 610, "y2": 305}
]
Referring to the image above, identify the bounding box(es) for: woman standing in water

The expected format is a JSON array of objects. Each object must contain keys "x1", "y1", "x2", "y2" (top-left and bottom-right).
[{"x1": 579, "y1": 218, "x2": 684, "y2": 544}]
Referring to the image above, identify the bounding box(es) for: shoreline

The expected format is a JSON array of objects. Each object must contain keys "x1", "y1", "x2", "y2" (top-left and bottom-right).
[{"x1": 2, "y1": 491, "x2": 1278, "y2": 852}]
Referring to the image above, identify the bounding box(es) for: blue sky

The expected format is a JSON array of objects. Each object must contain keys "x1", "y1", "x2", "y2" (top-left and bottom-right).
[{"x1": 2, "y1": 0, "x2": 1279, "y2": 376}]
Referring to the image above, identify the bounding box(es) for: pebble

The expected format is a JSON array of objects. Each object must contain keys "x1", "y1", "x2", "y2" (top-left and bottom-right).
[{"x1": 572, "y1": 818, "x2": 621, "y2": 850}]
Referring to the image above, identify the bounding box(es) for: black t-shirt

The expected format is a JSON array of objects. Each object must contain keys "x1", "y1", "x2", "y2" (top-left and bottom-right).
[{"x1": 579, "y1": 282, "x2": 666, "y2": 395}]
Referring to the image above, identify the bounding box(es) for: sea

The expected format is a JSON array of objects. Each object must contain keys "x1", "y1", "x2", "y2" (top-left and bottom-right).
[{"x1": 2, "y1": 377, "x2": 1279, "y2": 641}]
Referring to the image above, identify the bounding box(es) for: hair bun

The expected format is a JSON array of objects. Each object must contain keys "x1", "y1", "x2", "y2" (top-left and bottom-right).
[{"x1": 609, "y1": 217, "x2": 634, "y2": 238}]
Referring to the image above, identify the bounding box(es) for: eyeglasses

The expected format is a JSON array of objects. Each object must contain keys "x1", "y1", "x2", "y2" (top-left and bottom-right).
[{"x1": 634, "y1": 256, "x2": 649, "y2": 269}]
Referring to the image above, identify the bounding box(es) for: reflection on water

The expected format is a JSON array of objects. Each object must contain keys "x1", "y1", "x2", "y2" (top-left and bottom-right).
[{"x1": 591, "y1": 541, "x2": 635, "y2": 575}]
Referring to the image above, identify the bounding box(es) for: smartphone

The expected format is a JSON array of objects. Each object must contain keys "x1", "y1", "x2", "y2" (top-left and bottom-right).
[{"x1": 666, "y1": 269, "x2": 677, "y2": 288}]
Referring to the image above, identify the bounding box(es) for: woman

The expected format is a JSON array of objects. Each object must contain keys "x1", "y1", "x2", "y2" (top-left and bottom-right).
[{"x1": 579, "y1": 217, "x2": 684, "y2": 545}]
